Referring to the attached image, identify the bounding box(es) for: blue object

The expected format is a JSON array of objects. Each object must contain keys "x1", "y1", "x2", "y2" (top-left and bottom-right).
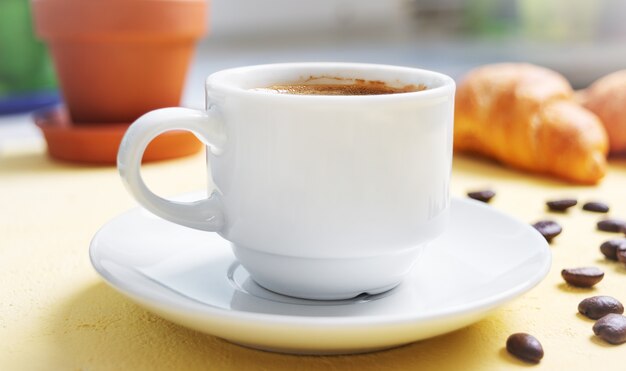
[{"x1": 0, "y1": 90, "x2": 60, "y2": 115}]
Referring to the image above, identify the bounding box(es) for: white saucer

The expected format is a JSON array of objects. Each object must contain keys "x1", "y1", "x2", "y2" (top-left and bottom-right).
[{"x1": 90, "y1": 193, "x2": 551, "y2": 355}]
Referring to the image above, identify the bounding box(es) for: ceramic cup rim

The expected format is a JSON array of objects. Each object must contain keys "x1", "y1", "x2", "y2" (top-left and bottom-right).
[{"x1": 205, "y1": 62, "x2": 455, "y2": 104}]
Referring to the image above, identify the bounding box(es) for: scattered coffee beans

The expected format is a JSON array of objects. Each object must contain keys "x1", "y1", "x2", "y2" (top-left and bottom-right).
[
  {"x1": 506, "y1": 333, "x2": 544, "y2": 363},
  {"x1": 578, "y1": 296, "x2": 624, "y2": 319},
  {"x1": 532, "y1": 220, "x2": 562, "y2": 243},
  {"x1": 546, "y1": 198, "x2": 577, "y2": 212},
  {"x1": 600, "y1": 239, "x2": 626, "y2": 261},
  {"x1": 561, "y1": 267, "x2": 604, "y2": 288},
  {"x1": 592, "y1": 314, "x2": 626, "y2": 345},
  {"x1": 597, "y1": 219, "x2": 626, "y2": 233},
  {"x1": 467, "y1": 190, "x2": 495, "y2": 203},
  {"x1": 582, "y1": 201, "x2": 610, "y2": 213}
]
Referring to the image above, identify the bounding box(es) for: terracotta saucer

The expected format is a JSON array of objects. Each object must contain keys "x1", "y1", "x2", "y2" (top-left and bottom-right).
[{"x1": 34, "y1": 107, "x2": 203, "y2": 164}]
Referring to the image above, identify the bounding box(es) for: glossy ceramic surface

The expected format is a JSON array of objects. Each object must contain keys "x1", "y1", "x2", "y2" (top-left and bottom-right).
[
  {"x1": 118, "y1": 63, "x2": 455, "y2": 299},
  {"x1": 90, "y1": 194, "x2": 551, "y2": 354}
]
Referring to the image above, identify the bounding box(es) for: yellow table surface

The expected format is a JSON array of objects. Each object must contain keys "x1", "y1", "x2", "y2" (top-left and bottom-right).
[{"x1": 2, "y1": 142, "x2": 626, "y2": 370}]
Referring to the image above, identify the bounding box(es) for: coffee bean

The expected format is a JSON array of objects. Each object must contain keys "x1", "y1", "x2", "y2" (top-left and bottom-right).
[
  {"x1": 467, "y1": 190, "x2": 495, "y2": 203},
  {"x1": 593, "y1": 314, "x2": 626, "y2": 345},
  {"x1": 578, "y1": 296, "x2": 624, "y2": 319},
  {"x1": 561, "y1": 267, "x2": 604, "y2": 288},
  {"x1": 532, "y1": 220, "x2": 562, "y2": 243},
  {"x1": 600, "y1": 239, "x2": 626, "y2": 261},
  {"x1": 506, "y1": 333, "x2": 544, "y2": 363},
  {"x1": 597, "y1": 219, "x2": 626, "y2": 233},
  {"x1": 546, "y1": 198, "x2": 577, "y2": 212},
  {"x1": 583, "y1": 201, "x2": 609, "y2": 213},
  {"x1": 582, "y1": 201, "x2": 610, "y2": 213}
]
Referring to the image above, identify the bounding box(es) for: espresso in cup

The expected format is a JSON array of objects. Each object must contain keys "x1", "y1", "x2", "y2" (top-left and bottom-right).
[{"x1": 252, "y1": 77, "x2": 427, "y2": 96}]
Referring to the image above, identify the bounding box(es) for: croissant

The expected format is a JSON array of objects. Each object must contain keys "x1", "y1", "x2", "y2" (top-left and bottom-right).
[
  {"x1": 579, "y1": 70, "x2": 626, "y2": 155},
  {"x1": 454, "y1": 63, "x2": 608, "y2": 184}
]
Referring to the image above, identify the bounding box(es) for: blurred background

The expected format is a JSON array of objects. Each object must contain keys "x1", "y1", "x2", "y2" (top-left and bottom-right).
[
  {"x1": 2, "y1": 0, "x2": 626, "y2": 150},
  {"x1": 196, "y1": 0, "x2": 626, "y2": 91}
]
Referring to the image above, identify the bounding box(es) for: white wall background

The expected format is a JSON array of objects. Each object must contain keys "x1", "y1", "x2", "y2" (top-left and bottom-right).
[{"x1": 208, "y1": 0, "x2": 410, "y2": 40}]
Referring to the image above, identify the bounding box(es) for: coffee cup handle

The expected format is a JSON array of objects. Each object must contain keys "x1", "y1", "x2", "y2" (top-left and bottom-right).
[{"x1": 117, "y1": 107, "x2": 226, "y2": 232}]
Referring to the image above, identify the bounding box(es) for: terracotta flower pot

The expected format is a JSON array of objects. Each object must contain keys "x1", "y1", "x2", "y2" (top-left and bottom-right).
[{"x1": 31, "y1": 0, "x2": 207, "y2": 123}]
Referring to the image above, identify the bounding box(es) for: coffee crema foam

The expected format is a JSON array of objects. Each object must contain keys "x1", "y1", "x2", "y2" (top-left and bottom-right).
[{"x1": 251, "y1": 77, "x2": 427, "y2": 96}]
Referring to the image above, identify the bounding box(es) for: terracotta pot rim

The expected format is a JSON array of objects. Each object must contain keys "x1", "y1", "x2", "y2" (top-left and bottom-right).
[{"x1": 32, "y1": 0, "x2": 208, "y2": 40}]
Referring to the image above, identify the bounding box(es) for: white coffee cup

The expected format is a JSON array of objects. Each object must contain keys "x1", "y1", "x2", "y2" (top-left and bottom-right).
[{"x1": 118, "y1": 63, "x2": 455, "y2": 300}]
